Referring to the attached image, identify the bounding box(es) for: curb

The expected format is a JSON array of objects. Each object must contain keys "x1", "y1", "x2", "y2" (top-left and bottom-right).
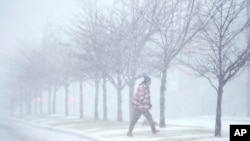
[{"x1": 9, "y1": 118, "x2": 104, "y2": 141}]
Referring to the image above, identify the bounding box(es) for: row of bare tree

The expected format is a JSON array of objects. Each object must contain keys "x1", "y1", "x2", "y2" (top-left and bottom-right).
[{"x1": 4, "y1": 0, "x2": 250, "y2": 137}]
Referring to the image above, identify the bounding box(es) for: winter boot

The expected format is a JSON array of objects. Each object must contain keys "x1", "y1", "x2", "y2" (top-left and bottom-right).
[
  {"x1": 152, "y1": 130, "x2": 160, "y2": 134},
  {"x1": 127, "y1": 132, "x2": 133, "y2": 137}
]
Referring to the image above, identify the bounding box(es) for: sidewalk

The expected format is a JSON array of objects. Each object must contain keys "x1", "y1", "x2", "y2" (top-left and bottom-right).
[{"x1": 9, "y1": 115, "x2": 231, "y2": 141}]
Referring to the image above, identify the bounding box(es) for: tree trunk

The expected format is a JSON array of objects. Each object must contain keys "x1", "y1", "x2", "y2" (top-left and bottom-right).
[
  {"x1": 160, "y1": 69, "x2": 167, "y2": 128},
  {"x1": 215, "y1": 83, "x2": 224, "y2": 137},
  {"x1": 128, "y1": 78, "x2": 136, "y2": 121},
  {"x1": 117, "y1": 76, "x2": 123, "y2": 121},
  {"x1": 95, "y1": 79, "x2": 99, "y2": 120},
  {"x1": 79, "y1": 79, "x2": 84, "y2": 119},
  {"x1": 10, "y1": 100, "x2": 14, "y2": 116},
  {"x1": 20, "y1": 102, "x2": 23, "y2": 115},
  {"x1": 34, "y1": 97, "x2": 38, "y2": 115},
  {"x1": 25, "y1": 99, "x2": 32, "y2": 115},
  {"x1": 48, "y1": 88, "x2": 52, "y2": 114},
  {"x1": 102, "y1": 77, "x2": 107, "y2": 121},
  {"x1": 64, "y1": 84, "x2": 69, "y2": 116},
  {"x1": 52, "y1": 86, "x2": 57, "y2": 114},
  {"x1": 39, "y1": 95, "x2": 43, "y2": 114}
]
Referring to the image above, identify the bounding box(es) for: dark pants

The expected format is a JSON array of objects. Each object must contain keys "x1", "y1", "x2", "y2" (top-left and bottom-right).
[{"x1": 128, "y1": 108, "x2": 156, "y2": 133}]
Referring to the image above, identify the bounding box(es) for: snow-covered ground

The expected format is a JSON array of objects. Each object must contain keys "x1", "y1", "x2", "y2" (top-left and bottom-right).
[
  {"x1": 3, "y1": 120, "x2": 96, "y2": 141},
  {"x1": 6, "y1": 115, "x2": 250, "y2": 141}
]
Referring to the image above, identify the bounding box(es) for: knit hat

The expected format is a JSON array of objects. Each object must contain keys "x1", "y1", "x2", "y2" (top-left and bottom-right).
[{"x1": 143, "y1": 75, "x2": 151, "y2": 82}]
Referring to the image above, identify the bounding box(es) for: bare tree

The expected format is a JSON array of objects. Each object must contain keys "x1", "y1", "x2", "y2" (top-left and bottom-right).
[
  {"x1": 73, "y1": 0, "x2": 112, "y2": 120},
  {"x1": 181, "y1": 0, "x2": 250, "y2": 136},
  {"x1": 55, "y1": 45, "x2": 75, "y2": 116},
  {"x1": 104, "y1": 0, "x2": 159, "y2": 121},
  {"x1": 42, "y1": 40, "x2": 62, "y2": 115},
  {"x1": 41, "y1": 27, "x2": 61, "y2": 115},
  {"x1": 151, "y1": 0, "x2": 207, "y2": 127},
  {"x1": 120, "y1": 0, "x2": 159, "y2": 121},
  {"x1": 10, "y1": 43, "x2": 51, "y2": 115},
  {"x1": 70, "y1": 48, "x2": 88, "y2": 119},
  {"x1": 105, "y1": 11, "x2": 129, "y2": 121}
]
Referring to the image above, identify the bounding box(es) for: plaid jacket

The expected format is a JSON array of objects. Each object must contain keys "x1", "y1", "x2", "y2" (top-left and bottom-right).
[{"x1": 132, "y1": 83, "x2": 151, "y2": 111}]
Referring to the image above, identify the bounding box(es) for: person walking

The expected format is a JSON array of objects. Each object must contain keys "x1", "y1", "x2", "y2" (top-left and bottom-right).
[{"x1": 127, "y1": 76, "x2": 159, "y2": 137}]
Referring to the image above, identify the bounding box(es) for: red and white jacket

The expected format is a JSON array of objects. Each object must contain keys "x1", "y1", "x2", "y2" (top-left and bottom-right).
[{"x1": 132, "y1": 83, "x2": 151, "y2": 111}]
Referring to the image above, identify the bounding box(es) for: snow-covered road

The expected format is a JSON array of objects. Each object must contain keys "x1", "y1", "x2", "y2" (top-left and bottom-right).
[
  {"x1": 0, "y1": 121, "x2": 93, "y2": 141},
  {"x1": 0, "y1": 124, "x2": 29, "y2": 141}
]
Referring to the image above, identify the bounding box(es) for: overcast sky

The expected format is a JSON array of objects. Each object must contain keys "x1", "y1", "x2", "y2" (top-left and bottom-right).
[
  {"x1": 0, "y1": 0, "x2": 116, "y2": 74},
  {"x1": 0, "y1": 0, "x2": 82, "y2": 76}
]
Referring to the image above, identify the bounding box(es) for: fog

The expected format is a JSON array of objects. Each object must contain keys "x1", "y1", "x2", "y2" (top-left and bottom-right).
[
  {"x1": 0, "y1": 0, "x2": 250, "y2": 141},
  {"x1": 15, "y1": 69, "x2": 246, "y2": 119}
]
